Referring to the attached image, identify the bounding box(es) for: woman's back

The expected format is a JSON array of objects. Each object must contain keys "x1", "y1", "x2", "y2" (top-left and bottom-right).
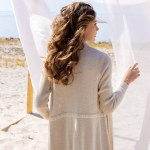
[{"x1": 50, "y1": 43, "x2": 107, "y2": 117}]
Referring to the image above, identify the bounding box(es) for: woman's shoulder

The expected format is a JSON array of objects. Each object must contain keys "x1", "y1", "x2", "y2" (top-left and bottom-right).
[{"x1": 84, "y1": 43, "x2": 110, "y2": 60}]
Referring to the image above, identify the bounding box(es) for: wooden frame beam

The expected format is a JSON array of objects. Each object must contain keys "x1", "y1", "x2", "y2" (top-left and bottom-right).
[{"x1": 27, "y1": 71, "x2": 33, "y2": 113}]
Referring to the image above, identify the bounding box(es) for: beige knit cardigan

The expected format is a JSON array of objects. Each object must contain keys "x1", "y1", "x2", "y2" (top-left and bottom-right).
[{"x1": 35, "y1": 42, "x2": 129, "y2": 150}]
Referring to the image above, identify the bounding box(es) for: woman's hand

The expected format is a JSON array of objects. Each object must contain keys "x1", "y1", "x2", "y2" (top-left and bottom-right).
[{"x1": 123, "y1": 63, "x2": 140, "y2": 85}]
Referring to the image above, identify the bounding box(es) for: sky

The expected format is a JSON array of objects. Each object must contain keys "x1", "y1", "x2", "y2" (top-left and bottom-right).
[{"x1": 0, "y1": 0, "x2": 12, "y2": 11}]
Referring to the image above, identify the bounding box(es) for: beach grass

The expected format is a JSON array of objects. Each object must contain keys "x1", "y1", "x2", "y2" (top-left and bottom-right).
[
  {"x1": 89, "y1": 41, "x2": 112, "y2": 49},
  {"x1": 0, "y1": 56, "x2": 27, "y2": 67},
  {"x1": 0, "y1": 38, "x2": 25, "y2": 67},
  {"x1": 0, "y1": 38, "x2": 21, "y2": 45}
]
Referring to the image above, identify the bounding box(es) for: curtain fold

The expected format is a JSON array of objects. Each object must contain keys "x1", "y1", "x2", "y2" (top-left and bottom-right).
[{"x1": 11, "y1": 0, "x2": 53, "y2": 93}]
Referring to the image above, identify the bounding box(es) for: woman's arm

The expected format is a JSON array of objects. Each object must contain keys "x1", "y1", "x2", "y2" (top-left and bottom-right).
[
  {"x1": 98, "y1": 54, "x2": 129, "y2": 114},
  {"x1": 34, "y1": 67, "x2": 52, "y2": 120}
]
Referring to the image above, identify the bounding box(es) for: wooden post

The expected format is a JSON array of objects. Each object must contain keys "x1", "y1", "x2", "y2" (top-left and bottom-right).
[{"x1": 27, "y1": 71, "x2": 33, "y2": 113}]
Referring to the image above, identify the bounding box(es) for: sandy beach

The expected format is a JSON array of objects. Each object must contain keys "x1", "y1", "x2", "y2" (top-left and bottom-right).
[{"x1": 0, "y1": 39, "x2": 49, "y2": 150}]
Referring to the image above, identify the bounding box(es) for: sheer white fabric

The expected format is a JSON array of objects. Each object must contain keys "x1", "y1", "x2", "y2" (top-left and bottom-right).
[
  {"x1": 104, "y1": 1, "x2": 150, "y2": 149},
  {"x1": 11, "y1": 0, "x2": 150, "y2": 149},
  {"x1": 11, "y1": 0, "x2": 53, "y2": 93}
]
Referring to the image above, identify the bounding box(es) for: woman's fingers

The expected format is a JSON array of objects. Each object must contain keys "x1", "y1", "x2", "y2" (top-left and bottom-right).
[
  {"x1": 132, "y1": 67, "x2": 139, "y2": 70},
  {"x1": 124, "y1": 62, "x2": 140, "y2": 84},
  {"x1": 131, "y1": 63, "x2": 138, "y2": 70},
  {"x1": 136, "y1": 73, "x2": 140, "y2": 78},
  {"x1": 133, "y1": 68, "x2": 140, "y2": 72}
]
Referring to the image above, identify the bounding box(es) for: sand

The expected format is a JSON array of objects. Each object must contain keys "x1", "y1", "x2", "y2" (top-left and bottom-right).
[
  {"x1": 0, "y1": 65, "x2": 50, "y2": 150},
  {"x1": 0, "y1": 40, "x2": 50, "y2": 150}
]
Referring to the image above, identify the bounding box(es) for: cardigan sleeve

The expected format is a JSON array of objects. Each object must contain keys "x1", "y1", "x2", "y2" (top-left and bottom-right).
[
  {"x1": 34, "y1": 67, "x2": 52, "y2": 120},
  {"x1": 98, "y1": 54, "x2": 129, "y2": 114}
]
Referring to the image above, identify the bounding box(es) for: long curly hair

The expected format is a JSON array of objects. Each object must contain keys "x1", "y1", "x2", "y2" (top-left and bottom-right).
[{"x1": 44, "y1": 2, "x2": 96, "y2": 85}]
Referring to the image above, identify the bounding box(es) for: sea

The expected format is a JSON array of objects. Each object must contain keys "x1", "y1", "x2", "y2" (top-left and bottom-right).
[{"x1": 0, "y1": 11, "x2": 18, "y2": 38}]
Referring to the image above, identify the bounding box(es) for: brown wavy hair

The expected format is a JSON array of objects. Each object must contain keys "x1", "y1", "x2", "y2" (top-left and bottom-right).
[{"x1": 44, "y1": 2, "x2": 96, "y2": 85}]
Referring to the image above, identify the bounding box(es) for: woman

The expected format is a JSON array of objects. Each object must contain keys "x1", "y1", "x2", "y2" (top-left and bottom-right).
[{"x1": 35, "y1": 2, "x2": 140, "y2": 150}]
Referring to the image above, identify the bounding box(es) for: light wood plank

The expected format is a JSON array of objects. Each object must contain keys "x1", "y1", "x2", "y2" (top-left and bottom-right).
[{"x1": 27, "y1": 71, "x2": 33, "y2": 113}]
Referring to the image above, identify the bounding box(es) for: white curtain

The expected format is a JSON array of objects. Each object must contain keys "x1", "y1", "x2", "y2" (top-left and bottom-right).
[
  {"x1": 11, "y1": 0, "x2": 150, "y2": 149},
  {"x1": 104, "y1": 1, "x2": 150, "y2": 149},
  {"x1": 11, "y1": 0, "x2": 53, "y2": 93}
]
